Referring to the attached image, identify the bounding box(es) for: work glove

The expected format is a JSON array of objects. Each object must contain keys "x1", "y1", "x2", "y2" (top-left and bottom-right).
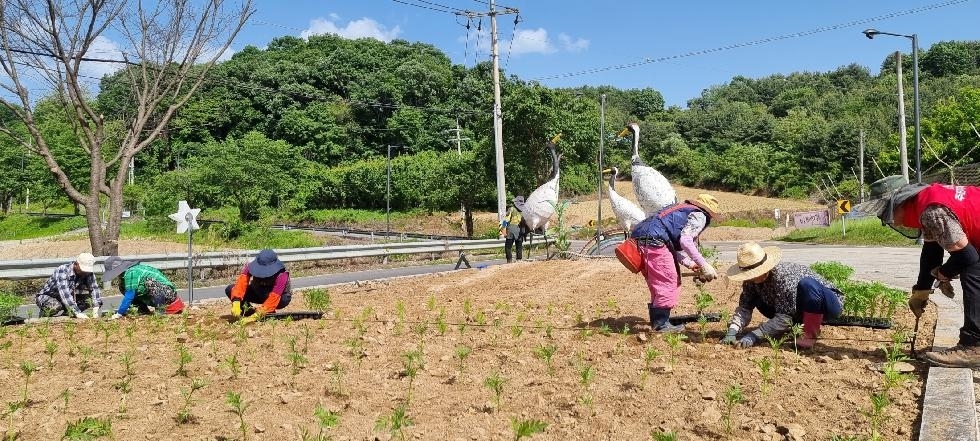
[
  {"x1": 734, "y1": 333, "x2": 759, "y2": 349},
  {"x1": 698, "y1": 264, "x2": 719, "y2": 282},
  {"x1": 74, "y1": 311, "x2": 90, "y2": 320},
  {"x1": 720, "y1": 329, "x2": 738, "y2": 345},
  {"x1": 238, "y1": 314, "x2": 261, "y2": 325},
  {"x1": 908, "y1": 289, "x2": 934, "y2": 318},
  {"x1": 231, "y1": 300, "x2": 242, "y2": 318},
  {"x1": 930, "y1": 268, "x2": 957, "y2": 299},
  {"x1": 109, "y1": 313, "x2": 123, "y2": 320}
]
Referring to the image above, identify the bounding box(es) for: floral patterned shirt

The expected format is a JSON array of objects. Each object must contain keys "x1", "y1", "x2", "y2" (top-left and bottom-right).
[
  {"x1": 729, "y1": 262, "x2": 841, "y2": 339},
  {"x1": 920, "y1": 205, "x2": 966, "y2": 248}
]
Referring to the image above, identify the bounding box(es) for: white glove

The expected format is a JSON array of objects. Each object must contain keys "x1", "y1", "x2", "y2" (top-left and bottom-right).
[
  {"x1": 109, "y1": 313, "x2": 123, "y2": 320},
  {"x1": 92, "y1": 306, "x2": 101, "y2": 318},
  {"x1": 74, "y1": 311, "x2": 90, "y2": 319},
  {"x1": 699, "y1": 264, "x2": 719, "y2": 282}
]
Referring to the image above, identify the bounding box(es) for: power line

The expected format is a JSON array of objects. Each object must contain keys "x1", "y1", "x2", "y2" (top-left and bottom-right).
[
  {"x1": 532, "y1": 0, "x2": 969, "y2": 81},
  {"x1": 389, "y1": 0, "x2": 458, "y2": 14},
  {"x1": 503, "y1": 13, "x2": 521, "y2": 70}
]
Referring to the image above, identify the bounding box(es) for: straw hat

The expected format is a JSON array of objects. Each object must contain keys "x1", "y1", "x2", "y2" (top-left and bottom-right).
[
  {"x1": 726, "y1": 242, "x2": 782, "y2": 282},
  {"x1": 686, "y1": 193, "x2": 720, "y2": 219}
]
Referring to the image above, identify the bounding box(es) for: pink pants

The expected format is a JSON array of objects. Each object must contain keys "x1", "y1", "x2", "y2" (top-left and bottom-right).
[{"x1": 641, "y1": 245, "x2": 680, "y2": 308}]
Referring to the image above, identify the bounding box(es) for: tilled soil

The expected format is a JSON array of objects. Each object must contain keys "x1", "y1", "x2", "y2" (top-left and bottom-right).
[{"x1": 0, "y1": 258, "x2": 932, "y2": 440}]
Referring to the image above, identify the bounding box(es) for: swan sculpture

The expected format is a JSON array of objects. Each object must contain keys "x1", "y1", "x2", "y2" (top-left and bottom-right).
[{"x1": 603, "y1": 166, "x2": 645, "y2": 237}]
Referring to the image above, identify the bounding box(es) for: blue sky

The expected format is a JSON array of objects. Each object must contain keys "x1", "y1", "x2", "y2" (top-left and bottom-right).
[{"x1": 234, "y1": 0, "x2": 979, "y2": 107}]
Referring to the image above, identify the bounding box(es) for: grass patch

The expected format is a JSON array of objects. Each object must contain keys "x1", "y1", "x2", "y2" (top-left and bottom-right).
[
  {"x1": 292, "y1": 208, "x2": 420, "y2": 225},
  {"x1": 779, "y1": 216, "x2": 917, "y2": 246},
  {"x1": 0, "y1": 214, "x2": 87, "y2": 240},
  {"x1": 121, "y1": 219, "x2": 321, "y2": 249},
  {"x1": 715, "y1": 217, "x2": 776, "y2": 228}
]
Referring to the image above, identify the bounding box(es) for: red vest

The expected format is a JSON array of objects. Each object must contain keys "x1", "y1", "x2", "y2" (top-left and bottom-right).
[{"x1": 905, "y1": 184, "x2": 980, "y2": 243}]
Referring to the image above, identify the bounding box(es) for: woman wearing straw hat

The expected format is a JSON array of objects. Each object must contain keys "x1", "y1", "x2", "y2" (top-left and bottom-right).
[
  {"x1": 499, "y1": 195, "x2": 528, "y2": 263},
  {"x1": 630, "y1": 193, "x2": 721, "y2": 332},
  {"x1": 722, "y1": 242, "x2": 844, "y2": 349},
  {"x1": 853, "y1": 175, "x2": 980, "y2": 367},
  {"x1": 226, "y1": 249, "x2": 292, "y2": 324},
  {"x1": 101, "y1": 256, "x2": 184, "y2": 319}
]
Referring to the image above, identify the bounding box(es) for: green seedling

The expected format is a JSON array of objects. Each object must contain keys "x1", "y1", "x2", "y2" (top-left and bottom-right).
[
  {"x1": 544, "y1": 324, "x2": 554, "y2": 340},
  {"x1": 436, "y1": 311, "x2": 448, "y2": 336},
  {"x1": 223, "y1": 353, "x2": 241, "y2": 379},
  {"x1": 375, "y1": 405, "x2": 413, "y2": 441},
  {"x1": 721, "y1": 383, "x2": 744, "y2": 434},
  {"x1": 58, "y1": 388, "x2": 70, "y2": 411},
  {"x1": 19, "y1": 361, "x2": 36, "y2": 405},
  {"x1": 35, "y1": 321, "x2": 51, "y2": 339},
  {"x1": 484, "y1": 371, "x2": 506, "y2": 412},
  {"x1": 663, "y1": 333, "x2": 687, "y2": 367},
  {"x1": 510, "y1": 324, "x2": 523, "y2": 338},
  {"x1": 651, "y1": 430, "x2": 678, "y2": 441},
  {"x1": 578, "y1": 363, "x2": 595, "y2": 409},
  {"x1": 597, "y1": 322, "x2": 612, "y2": 336},
  {"x1": 304, "y1": 288, "x2": 332, "y2": 312},
  {"x1": 226, "y1": 391, "x2": 250, "y2": 441},
  {"x1": 328, "y1": 363, "x2": 345, "y2": 397},
  {"x1": 120, "y1": 351, "x2": 135, "y2": 377},
  {"x1": 426, "y1": 295, "x2": 436, "y2": 311},
  {"x1": 44, "y1": 340, "x2": 58, "y2": 368},
  {"x1": 462, "y1": 298, "x2": 472, "y2": 316},
  {"x1": 455, "y1": 345, "x2": 472, "y2": 377},
  {"x1": 402, "y1": 351, "x2": 424, "y2": 403},
  {"x1": 474, "y1": 311, "x2": 486, "y2": 326},
  {"x1": 763, "y1": 334, "x2": 787, "y2": 376},
  {"x1": 413, "y1": 322, "x2": 428, "y2": 349},
  {"x1": 643, "y1": 347, "x2": 661, "y2": 371},
  {"x1": 300, "y1": 404, "x2": 341, "y2": 441},
  {"x1": 697, "y1": 314, "x2": 709, "y2": 343},
  {"x1": 78, "y1": 346, "x2": 93, "y2": 372},
  {"x1": 174, "y1": 344, "x2": 192, "y2": 377},
  {"x1": 511, "y1": 417, "x2": 547, "y2": 440},
  {"x1": 394, "y1": 300, "x2": 406, "y2": 335},
  {"x1": 789, "y1": 324, "x2": 804, "y2": 354},
  {"x1": 63, "y1": 416, "x2": 112, "y2": 440},
  {"x1": 755, "y1": 356, "x2": 774, "y2": 394},
  {"x1": 862, "y1": 391, "x2": 890, "y2": 440},
  {"x1": 533, "y1": 344, "x2": 557, "y2": 375},
  {"x1": 694, "y1": 287, "x2": 714, "y2": 314},
  {"x1": 176, "y1": 378, "x2": 208, "y2": 424},
  {"x1": 344, "y1": 337, "x2": 365, "y2": 367},
  {"x1": 302, "y1": 324, "x2": 313, "y2": 354},
  {"x1": 287, "y1": 340, "x2": 308, "y2": 376}
]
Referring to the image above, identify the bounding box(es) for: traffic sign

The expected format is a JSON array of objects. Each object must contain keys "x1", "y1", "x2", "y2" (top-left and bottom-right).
[{"x1": 836, "y1": 199, "x2": 851, "y2": 214}]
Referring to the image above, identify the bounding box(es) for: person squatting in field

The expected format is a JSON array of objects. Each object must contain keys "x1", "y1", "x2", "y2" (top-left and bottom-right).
[
  {"x1": 225, "y1": 248, "x2": 293, "y2": 324},
  {"x1": 101, "y1": 256, "x2": 185, "y2": 319},
  {"x1": 34, "y1": 252, "x2": 103, "y2": 319},
  {"x1": 721, "y1": 242, "x2": 845, "y2": 349}
]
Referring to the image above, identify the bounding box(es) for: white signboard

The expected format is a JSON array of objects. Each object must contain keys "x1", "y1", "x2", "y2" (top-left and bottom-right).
[{"x1": 793, "y1": 210, "x2": 831, "y2": 228}]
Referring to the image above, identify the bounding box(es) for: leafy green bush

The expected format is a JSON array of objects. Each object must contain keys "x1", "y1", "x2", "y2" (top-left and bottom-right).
[{"x1": 0, "y1": 292, "x2": 21, "y2": 322}]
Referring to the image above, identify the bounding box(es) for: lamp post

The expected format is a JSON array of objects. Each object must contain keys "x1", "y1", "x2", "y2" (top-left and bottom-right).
[{"x1": 863, "y1": 28, "x2": 921, "y2": 184}]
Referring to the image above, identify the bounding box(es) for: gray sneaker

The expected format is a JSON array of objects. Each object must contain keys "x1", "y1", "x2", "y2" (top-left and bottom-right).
[{"x1": 922, "y1": 345, "x2": 980, "y2": 368}]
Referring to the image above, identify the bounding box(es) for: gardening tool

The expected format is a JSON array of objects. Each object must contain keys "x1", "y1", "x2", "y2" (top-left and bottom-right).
[{"x1": 909, "y1": 314, "x2": 921, "y2": 358}]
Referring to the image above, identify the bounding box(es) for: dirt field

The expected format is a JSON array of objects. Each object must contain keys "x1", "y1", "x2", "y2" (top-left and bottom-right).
[{"x1": 0, "y1": 258, "x2": 932, "y2": 440}]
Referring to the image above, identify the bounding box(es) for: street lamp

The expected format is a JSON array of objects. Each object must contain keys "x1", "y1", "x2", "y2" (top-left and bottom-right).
[{"x1": 863, "y1": 28, "x2": 921, "y2": 184}]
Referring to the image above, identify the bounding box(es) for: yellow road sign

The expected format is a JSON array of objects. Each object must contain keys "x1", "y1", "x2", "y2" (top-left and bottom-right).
[{"x1": 837, "y1": 199, "x2": 851, "y2": 214}]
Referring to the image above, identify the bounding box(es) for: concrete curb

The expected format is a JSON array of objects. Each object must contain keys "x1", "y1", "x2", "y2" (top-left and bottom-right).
[{"x1": 918, "y1": 293, "x2": 978, "y2": 440}]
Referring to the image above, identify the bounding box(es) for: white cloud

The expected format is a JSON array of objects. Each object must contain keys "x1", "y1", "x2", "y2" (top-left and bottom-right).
[
  {"x1": 558, "y1": 33, "x2": 589, "y2": 52},
  {"x1": 80, "y1": 36, "x2": 125, "y2": 79},
  {"x1": 300, "y1": 17, "x2": 401, "y2": 42},
  {"x1": 507, "y1": 28, "x2": 554, "y2": 55}
]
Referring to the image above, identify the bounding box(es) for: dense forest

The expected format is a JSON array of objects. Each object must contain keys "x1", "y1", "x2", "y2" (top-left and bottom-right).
[{"x1": 3, "y1": 34, "x2": 980, "y2": 232}]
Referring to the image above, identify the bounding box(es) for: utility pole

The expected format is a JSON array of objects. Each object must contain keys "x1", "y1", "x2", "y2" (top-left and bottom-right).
[
  {"x1": 859, "y1": 130, "x2": 865, "y2": 203},
  {"x1": 457, "y1": 2, "x2": 519, "y2": 223},
  {"x1": 596, "y1": 94, "x2": 606, "y2": 239},
  {"x1": 445, "y1": 118, "x2": 470, "y2": 156},
  {"x1": 896, "y1": 51, "x2": 910, "y2": 183}
]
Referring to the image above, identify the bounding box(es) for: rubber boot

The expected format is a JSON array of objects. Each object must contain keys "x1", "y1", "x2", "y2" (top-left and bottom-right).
[
  {"x1": 648, "y1": 304, "x2": 684, "y2": 333},
  {"x1": 797, "y1": 312, "x2": 823, "y2": 350}
]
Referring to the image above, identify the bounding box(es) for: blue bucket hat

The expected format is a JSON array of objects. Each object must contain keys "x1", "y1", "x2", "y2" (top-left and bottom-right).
[{"x1": 248, "y1": 249, "x2": 285, "y2": 278}]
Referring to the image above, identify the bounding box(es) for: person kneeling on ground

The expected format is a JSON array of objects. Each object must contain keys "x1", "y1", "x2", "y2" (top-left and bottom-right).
[
  {"x1": 630, "y1": 193, "x2": 720, "y2": 332},
  {"x1": 226, "y1": 249, "x2": 292, "y2": 324},
  {"x1": 35, "y1": 252, "x2": 103, "y2": 319},
  {"x1": 722, "y1": 242, "x2": 844, "y2": 349},
  {"x1": 101, "y1": 256, "x2": 185, "y2": 319}
]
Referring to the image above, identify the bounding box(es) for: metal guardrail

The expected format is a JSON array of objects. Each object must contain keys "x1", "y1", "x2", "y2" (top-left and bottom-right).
[{"x1": 0, "y1": 238, "x2": 550, "y2": 280}]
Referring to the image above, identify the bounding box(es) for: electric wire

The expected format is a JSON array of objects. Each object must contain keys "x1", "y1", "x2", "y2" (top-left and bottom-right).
[{"x1": 532, "y1": 0, "x2": 969, "y2": 81}]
